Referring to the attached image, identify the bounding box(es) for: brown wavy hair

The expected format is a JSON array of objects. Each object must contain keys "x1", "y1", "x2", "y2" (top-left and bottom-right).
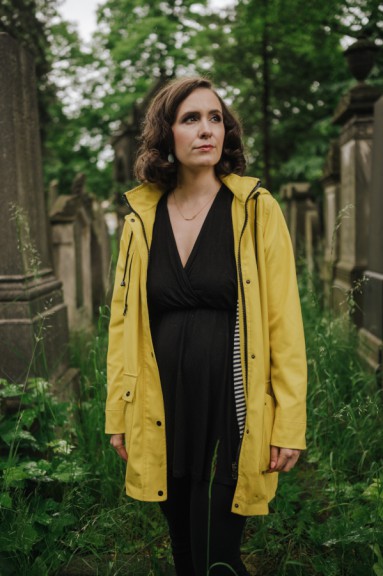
[{"x1": 134, "y1": 77, "x2": 246, "y2": 190}]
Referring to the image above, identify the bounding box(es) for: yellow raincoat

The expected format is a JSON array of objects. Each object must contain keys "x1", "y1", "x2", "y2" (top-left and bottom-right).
[{"x1": 105, "y1": 173, "x2": 307, "y2": 516}]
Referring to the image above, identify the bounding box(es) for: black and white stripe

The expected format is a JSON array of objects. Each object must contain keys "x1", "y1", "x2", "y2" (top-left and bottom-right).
[{"x1": 233, "y1": 301, "x2": 246, "y2": 437}]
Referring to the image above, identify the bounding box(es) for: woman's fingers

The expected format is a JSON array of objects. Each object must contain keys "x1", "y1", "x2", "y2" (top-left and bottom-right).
[
  {"x1": 110, "y1": 433, "x2": 128, "y2": 461},
  {"x1": 269, "y1": 445, "x2": 280, "y2": 471},
  {"x1": 268, "y1": 446, "x2": 300, "y2": 473}
]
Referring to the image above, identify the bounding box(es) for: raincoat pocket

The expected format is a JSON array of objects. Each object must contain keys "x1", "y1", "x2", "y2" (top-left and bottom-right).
[
  {"x1": 260, "y1": 391, "x2": 276, "y2": 472},
  {"x1": 122, "y1": 373, "x2": 137, "y2": 450}
]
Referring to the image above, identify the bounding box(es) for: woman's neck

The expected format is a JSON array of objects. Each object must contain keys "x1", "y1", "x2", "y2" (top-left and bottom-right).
[{"x1": 175, "y1": 168, "x2": 221, "y2": 199}]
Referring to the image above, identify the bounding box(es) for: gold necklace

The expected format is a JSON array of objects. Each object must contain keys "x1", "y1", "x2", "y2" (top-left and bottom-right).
[{"x1": 172, "y1": 190, "x2": 217, "y2": 221}]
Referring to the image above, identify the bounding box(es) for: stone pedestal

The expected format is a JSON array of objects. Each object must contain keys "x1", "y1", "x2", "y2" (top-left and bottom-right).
[
  {"x1": 0, "y1": 33, "x2": 70, "y2": 383},
  {"x1": 359, "y1": 96, "x2": 383, "y2": 380},
  {"x1": 332, "y1": 84, "x2": 380, "y2": 326}
]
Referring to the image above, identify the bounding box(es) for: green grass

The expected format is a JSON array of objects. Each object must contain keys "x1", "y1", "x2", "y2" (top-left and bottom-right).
[
  {"x1": 0, "y1": 272, "x2": 382, "y2": 575},
  {"x1": 243, "y1": 272, "x2": 383, "y2": 575}
]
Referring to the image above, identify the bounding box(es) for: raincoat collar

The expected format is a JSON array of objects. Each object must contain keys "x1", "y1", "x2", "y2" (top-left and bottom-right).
[{"x1": 123, "y1": 173, "x2": 263, "y2": 214}]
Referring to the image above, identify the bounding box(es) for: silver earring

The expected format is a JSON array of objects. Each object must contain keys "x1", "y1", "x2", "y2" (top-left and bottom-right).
[{"x1": 167, "y1": 153, "x2": 175, "y2": 163}]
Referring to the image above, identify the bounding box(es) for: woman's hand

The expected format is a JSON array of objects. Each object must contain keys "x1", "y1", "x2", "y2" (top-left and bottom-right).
[
  {"x1": 268, "y1": 445, "x2": 300, "y2": 473},
  {"x1": 110, "y1": 433, "x2": 128, "y2": 461}
]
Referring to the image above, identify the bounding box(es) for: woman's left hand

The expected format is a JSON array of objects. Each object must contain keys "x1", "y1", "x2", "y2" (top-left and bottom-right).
[{"x1": 268, "y1": 446, "x2": 301, "y2": 473}]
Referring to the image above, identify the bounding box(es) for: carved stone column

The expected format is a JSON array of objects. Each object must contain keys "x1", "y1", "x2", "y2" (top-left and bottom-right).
[
  {"x1": 332, "y1": 37, "x2": 381, "y2": 327},
  {"x1": 0, "y1": 33, "x2": 71, "y2": 383},
  {"x1": 359, "y1": 96, "x2": 383, "y2": 380}
]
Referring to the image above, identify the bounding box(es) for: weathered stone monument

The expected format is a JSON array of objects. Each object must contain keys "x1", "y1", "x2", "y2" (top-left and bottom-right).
[
  {"x1": 331, "y1": 36, "x2": 381, "y2": 327},
  {"x1": 320, "y1": 140, "x2": 340, "y2": 306},
  {"x1": 90, "y1": 198, "x2": 112, "y2": 315},
  {"x1": 50, "y1": 186, "x2": 93, "y2": 332},
  {"x1": 359, "y1": 96, "x2": 383, "y2": 380},
  {"x1": 279, "y1": 182, "x2": 320, "y2": 275},
  {"x1": 0, "y1": 33, "x2": 70, "y2": 383},
  {"x1": 49, "y1": 174, "x2": 112, "y2": 330}
]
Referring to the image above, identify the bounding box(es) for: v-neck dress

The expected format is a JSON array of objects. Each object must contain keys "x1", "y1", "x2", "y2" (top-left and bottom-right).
[{"x1": 147, "y1": 184, "x2": 240, "y2": 485}]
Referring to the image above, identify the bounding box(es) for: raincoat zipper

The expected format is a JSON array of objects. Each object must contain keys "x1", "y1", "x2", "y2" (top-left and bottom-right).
[
  {"x1": 123, "y1": 195, "x2": 150, "y2": 255},
  {"x1": 122, "y1": 195, "x2": 150, "y2": 316},
  {"x1": 232, "y1": 181, "x2": 261, "y2": 480},
  {"x1": 236, "y1": 181, "x2": 261, "y2": 396}
]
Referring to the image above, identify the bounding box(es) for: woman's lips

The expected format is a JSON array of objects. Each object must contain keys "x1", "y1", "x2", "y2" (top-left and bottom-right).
[{"x1": 195, "y1": 145, "x2": 214, "y2": 151}]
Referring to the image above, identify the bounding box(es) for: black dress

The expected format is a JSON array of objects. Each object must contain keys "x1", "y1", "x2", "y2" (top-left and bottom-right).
[{"x1": 147, "y1": 184, "x2": 240, "y2": 485}]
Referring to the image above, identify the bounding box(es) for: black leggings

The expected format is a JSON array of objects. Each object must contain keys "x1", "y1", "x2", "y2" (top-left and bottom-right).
[{"x1": 159, "y1": 475, "x2": 250, "y2": 576}]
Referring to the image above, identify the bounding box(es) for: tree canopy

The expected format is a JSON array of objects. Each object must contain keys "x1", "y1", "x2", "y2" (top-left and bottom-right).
[{"x1": 1, "y1": 0, "x2": 382, "y2": 198}]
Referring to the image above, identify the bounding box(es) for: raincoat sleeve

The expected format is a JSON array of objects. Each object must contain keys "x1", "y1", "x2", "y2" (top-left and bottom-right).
[
  {"x1": 105, "y1": 223, "x2": 130, "y2": 434},
  {"x1": 263, "y1": 198, "x2": 307, "y2": 450}
]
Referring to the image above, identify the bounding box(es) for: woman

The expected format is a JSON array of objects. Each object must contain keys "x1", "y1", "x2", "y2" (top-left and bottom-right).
[{"x1": 105, "y1": 77, "x2": 307, "y2": 575}]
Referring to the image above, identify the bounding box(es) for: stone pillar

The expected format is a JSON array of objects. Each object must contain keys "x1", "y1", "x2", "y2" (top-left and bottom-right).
[
  {"x1": 279, "y1": 183, "x2": 320, "y2": 281},
  {"x1": 320, "y1": 140, "x2": 340, "y2": 306},
  {"x1": 304, "y1": 200, "x2": 320, "y2": 277},
  {"x1": 279, "y1": 182, "x2": 311, "y2": 256},
  {"x1": 359, "y1": 96, "x2": 383, "y2": 379},
  {"x1": 91, "y1": 199, "x2": 112, "y2": 315},
  {"x1": 332, "y1": 83, "x2": 381, "y2": 326},
  {"x1": 0, "y1": 33, "x2": 70, "y2": 382}
]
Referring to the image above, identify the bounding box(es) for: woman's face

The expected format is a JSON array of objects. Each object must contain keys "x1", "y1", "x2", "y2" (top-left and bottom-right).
[{"x1": 171, "y1": 88, "x2": 225, "y2": 173}]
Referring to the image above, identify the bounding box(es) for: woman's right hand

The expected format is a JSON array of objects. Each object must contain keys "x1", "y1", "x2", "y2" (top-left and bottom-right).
[{"x1": 110, "y1": 433, "x2": 128, "y2": 461}]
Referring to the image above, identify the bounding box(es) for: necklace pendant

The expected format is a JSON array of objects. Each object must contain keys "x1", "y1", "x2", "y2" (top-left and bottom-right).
[{"x1": 172, "y1": 189, "x2": 217, "y2": 222}]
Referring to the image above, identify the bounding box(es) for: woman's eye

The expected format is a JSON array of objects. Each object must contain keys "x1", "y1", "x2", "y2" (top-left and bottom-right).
[
  {"x1": 183, "y1": 114, "x2": 198, "y2": 123},
  {"x1": 211, "y1": 114, "x2": 222, "y2": 122}
]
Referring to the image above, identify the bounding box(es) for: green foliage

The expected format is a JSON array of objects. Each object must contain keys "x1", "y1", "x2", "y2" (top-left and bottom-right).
[
  {"x1": 243, "y1": 272, "x2": 383, "y2": 575},
  {"x1": 4, "y1": 1, "x2": 383, "y2": 200},
  {"x1": 209, "y1": 0, "x2": 353, "y2": 189},
  {"x1": 0, "y1": 307, "x2": 168, "y2": 574},
  {"x1": 1, "y1": 271, "x2": 382, "y2": 574}
]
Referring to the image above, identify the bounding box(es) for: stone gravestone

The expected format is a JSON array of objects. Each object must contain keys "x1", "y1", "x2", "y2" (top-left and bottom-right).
[
  {"x1": 359, "y1": 96, "x2": 383, "y2": 380},
  {"x1": 50, "y1": 187, "x2": 93, "y2": 332},
  {"x1": 279, "y1": 182, "x2": 320, "y2": 268},
  {"x1": 90, "y1": 199, "x2": 112, "y2": 315},
  {"x1": 0, "y1": 33, "x2": 71, "y2": 383}
]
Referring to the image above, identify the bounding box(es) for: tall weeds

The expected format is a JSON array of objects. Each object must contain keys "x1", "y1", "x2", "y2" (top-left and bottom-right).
[
  {"x1": 0, "y1": 261, "x2": 382, "y2": 575},
  {"x1": 0, "y1": 305, "x2": 167, "y2": 575},
  {"x1": 243, "y1": 270, "x2": 383, "y2": 575}
]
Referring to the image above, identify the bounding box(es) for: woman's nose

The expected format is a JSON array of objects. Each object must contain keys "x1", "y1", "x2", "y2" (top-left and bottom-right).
[{"x1": 199, "y1": 118, "x2": 212, "y2": 138}]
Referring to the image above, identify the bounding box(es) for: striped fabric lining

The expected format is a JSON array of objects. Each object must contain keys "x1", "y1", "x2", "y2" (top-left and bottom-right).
[
  {"x1": 233, "y1": 301, "x2": 246, "y2": 437},
  {"x1": 233, "y1": 190, "x2": 260, "y2": 438}
]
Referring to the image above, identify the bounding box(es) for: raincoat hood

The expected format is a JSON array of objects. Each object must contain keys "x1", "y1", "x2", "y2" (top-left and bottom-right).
[{"x1": 123, "y1": 173, "x2": 264, "y2": 212}]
